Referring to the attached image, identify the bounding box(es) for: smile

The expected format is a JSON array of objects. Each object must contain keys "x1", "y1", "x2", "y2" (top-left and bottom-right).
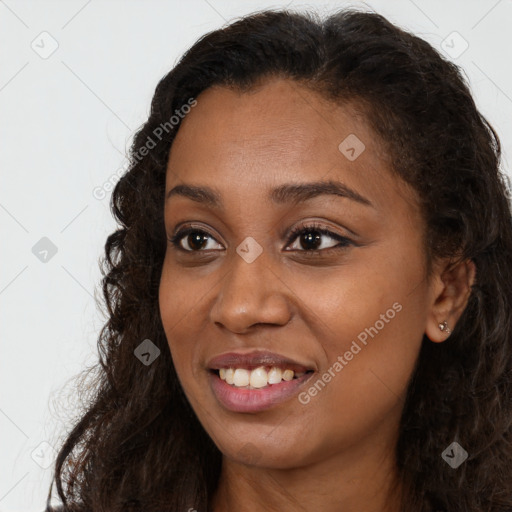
[
  {"x1": 207, "y1": 350, "x2": 315, "y2": 413},
  {"x1": 216, "y1": 366, "x2": 309, "y2": 388}
]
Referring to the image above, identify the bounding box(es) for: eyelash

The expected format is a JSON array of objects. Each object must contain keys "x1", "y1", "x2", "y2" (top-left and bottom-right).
[{"x1": 168, "y1": 221, "x2": 354, "y2": 255}]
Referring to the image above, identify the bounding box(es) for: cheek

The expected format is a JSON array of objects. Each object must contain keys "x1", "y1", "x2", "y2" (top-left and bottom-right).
[
  {"x1": 159, "y1": 255, "x2": 227, "y2": 409},
  {"x1": 292, "y1": 241, "x2": 426, "y2": 347},
  {"x1": 291, "y1": 238, "x2": 427, "y2": 402},
  {"x1": 287, "y1": 288, "x2": 423, "y2": 459},
  {"x1": 158, "y1": 258, "x2": 201, "y2": 384}
]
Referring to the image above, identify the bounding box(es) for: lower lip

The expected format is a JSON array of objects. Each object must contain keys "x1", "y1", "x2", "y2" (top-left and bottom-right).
[{"x1": 209, "y1": 371, "x2": 314, "y2": 413}]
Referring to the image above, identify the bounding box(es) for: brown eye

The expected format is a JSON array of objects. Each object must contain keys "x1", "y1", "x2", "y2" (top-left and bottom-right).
[
  {"x1": 294, "y1": 230, "x2": 323, "y2": 251},
  {"x1": 285, "y1": 223, "x2": 353, "y2": 253},
  {"x1": 169, "y1": 228, "x2": 222, "y2": 252}
]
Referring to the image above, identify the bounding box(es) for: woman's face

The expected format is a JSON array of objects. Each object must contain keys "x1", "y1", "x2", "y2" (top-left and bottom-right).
[{"x1": 159, "y1": 78, "x2": 435, "y2": 469}]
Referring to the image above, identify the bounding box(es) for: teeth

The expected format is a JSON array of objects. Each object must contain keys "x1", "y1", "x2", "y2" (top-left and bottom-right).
[
  {"x1": 233, "y1": 368, "x2": 250, "y2": 387},
  {"x1": 217, "y1": 366, "x2": 307, "y2": 388},
  {"x1": 282, "y1": 369, "x2": 294, "y2": 381},
  {"x1": 249, "y1": 367, "x2": 268, "y2": 388},
  {"x1": 267, "y1": 367, "x2": 282, "y2": 384}
]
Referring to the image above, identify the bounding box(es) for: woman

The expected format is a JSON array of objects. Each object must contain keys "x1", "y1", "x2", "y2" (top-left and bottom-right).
[{"x1": 45, "y1": 8, "x2": 512, "y2": 512}]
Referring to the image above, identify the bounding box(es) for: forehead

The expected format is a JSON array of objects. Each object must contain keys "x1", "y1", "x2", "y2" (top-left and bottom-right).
[{"x1": 166, "y1": 78, "x2": 417, "y2": 215}]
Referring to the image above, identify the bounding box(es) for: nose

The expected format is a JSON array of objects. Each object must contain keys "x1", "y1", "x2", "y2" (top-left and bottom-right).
[{"x1": 209, "y1": 248, "x2": 293, "y2": 334}]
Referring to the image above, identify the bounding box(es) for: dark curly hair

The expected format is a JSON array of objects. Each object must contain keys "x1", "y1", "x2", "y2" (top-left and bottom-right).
[{"x1": 45, "y1": 8, "x2": 512, "y2": 512}]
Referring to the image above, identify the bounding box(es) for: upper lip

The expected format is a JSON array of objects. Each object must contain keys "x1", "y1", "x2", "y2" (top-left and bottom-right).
[{"x1": 207, "y1": 350, "x2": 315, "y2": 372}]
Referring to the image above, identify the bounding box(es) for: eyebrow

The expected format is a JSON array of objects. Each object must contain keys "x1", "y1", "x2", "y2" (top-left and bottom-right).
[{"x1": 165, "y1": 180, "x2": 374, "y2": 209}]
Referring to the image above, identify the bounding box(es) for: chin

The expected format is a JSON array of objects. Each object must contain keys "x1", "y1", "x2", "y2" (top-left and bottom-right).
[{"x1": 212, "y1": 432, "x2": 314, "y2": 469}]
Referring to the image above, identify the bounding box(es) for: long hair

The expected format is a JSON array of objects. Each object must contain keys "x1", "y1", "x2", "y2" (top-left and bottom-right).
[{"x1": 46, "y1": 8, "x2": 512, "y2": 512}]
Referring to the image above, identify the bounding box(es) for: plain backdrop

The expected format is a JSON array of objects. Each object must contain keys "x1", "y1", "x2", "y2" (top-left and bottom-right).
[{"x1": 1, "y1": 0, "x2": 511, "y2": 510}]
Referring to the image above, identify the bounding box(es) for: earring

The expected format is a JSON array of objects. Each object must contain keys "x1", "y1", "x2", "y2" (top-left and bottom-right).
[{"x1": 438, "y1": 321, "x2": 452, "y2": 335}]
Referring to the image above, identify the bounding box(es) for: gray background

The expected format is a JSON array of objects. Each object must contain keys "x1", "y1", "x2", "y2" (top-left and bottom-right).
[{"x1": 1, "y1": 0, "x2": 511, "y2": 510}]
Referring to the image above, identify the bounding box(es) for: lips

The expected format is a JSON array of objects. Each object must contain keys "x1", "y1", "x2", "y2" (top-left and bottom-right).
[
  {"x1": 207, "y1": 350, "x2": 316, "y2": 413},
  {"x1": 207, "y1": 350, "x2": 315, "y2": 373}
]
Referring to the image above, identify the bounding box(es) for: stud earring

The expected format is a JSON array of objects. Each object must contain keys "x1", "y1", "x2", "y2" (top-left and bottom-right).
[{"x1": 438, "y1": 321, "x2": 451, "y2": 335}]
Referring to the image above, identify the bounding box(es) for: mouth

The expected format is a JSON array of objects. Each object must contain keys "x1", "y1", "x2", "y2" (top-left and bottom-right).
[
  {"x1": 210, "y1": 366, "x2": 314, "y2": 389},
  {"x1": 207, "y1": 350, "x2": 316, "y2": 413}
]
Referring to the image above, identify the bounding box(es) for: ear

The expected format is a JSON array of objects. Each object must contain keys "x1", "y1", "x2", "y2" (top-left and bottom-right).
[{"x1": 425, "y1": 257, "x2": 476, "y2": 343}]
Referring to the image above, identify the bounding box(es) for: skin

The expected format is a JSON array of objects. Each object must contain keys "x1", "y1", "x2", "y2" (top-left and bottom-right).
[{"x1": 158, "y1": 77, "x2": 475, "y2": 512}]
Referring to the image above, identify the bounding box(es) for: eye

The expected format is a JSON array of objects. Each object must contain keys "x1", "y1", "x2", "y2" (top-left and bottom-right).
[
  {"x1": 168, "y1": 226, "x2": 223, "y2": 252},
  {"x1": 284, "y1": 221, "x2": 353, "y2": 253},
  {"x1": 168, "y1": 221, "x2": 354, "y2": 254}
]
